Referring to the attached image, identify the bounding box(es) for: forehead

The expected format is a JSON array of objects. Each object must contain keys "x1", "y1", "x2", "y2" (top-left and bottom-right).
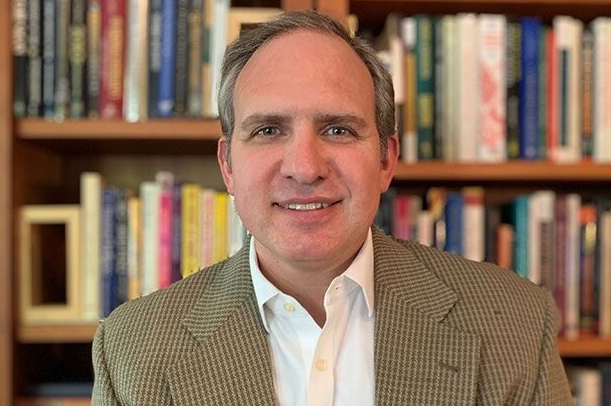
[{"x1": 233, "y1": 30, "x2": 375, "y2": 118}]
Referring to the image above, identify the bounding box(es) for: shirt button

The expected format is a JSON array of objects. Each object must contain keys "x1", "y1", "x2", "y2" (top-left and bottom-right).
[
  {"x1": 283, "y1": 302, "x2": 295, "y2": 312},
  {"x1": 315, "y1": 359, "x2": 326, "y2": 372}
]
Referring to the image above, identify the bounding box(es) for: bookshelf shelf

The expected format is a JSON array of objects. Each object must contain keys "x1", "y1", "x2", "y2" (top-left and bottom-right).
[
  {"x1": 393, "y1": 162, "x2": 611, "y2": 182},
  {"x1": 16, "y1": 118, "x2": 222, "y2": 140},
  {"x1": 17, "y1": 324, "x2": 98, "y2": 344},
  {"x1": 557, "y1": 338, "x2": 611, "y2": 357}
]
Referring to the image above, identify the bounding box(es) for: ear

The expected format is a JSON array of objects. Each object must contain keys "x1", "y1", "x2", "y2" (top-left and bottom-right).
[
  {"x1": 379, "y1": 134, "x2": 399, "y2": 193},
  {"x1": 217, "y1": 137, "x2": 234, "y2": 195}
]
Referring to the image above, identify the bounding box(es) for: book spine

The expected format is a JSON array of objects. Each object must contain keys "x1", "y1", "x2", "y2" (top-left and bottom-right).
[
  {"x1": 158, "y1": 0, "x2": 177, "y2": 117},
  {"x1": 12, "y1": 0, "x2": 28, "y2": 117},
  {"x1": 462, "y1": 187, "x2": 485, "y2": 262},
  {"x1": 441, "y1": 15, "x2": 457, "y2": 161},
  {"x1": 484, "y1": 206, "x2": 501, "y2": 263},
  {"x1": 527, "y1": 192, "x2": 542, "y2": 285},
  {"x1": 200, "y1": 0, "x2": 213, "y2": 116},
  {"x1": 538, "y1": 27, "x2": 548, "y2": 160},
  {"x1": 156, "y1": 172, "x2": 173, "y2": 289},
  {"x1": 80, "y1": 172, "x2": 102, "y2": 321},
  {"x1": 513, "y1": 195, "x2": 528, "y2": 279},
  {"x1": 456, "y1": 13, "x2": 479, "y2": 162},
  {"x1": 126, "y1": 195, "x2": 141, "y2": 300},
  {"x1": 600, "y1": 210, "x2": 611, "y2": 337},
  {"x1": 187, "y1": 0, "x2": 203, "y2": 116},
  {"x1": 433, "y1": 17, "x2": 443, "y2": 160},
  {"x1": 547, "y1": 29, "x2": 557, "y2": 163},
  {"x1": 181, "y1": 184, "x2": 201, "y2": 277},
  {"x1": 580, "y1": 204, "x2": 598, "y2": 336},
  {"x1": 54, "y1": 0, "x2": 70, "y2": 121},
  {"x1": 593, "y1": 18, "x2": 611, "y2": 163},
  {"x1": 101, "y1": 187, "x2": 118, "y2": 317},
  {"x1": 201, "y1": 188, "x2": 214, "y2": 268},
  {"x1": 554, "y1": 195, "x2": 567, "y2": 335},
  {"x1": 87, "y1": 0, "x2": 101, "y2": 117},
  {"x1": 400, "y1": 17, "x2": 417, "y2": 163},
  {"x1": 123, "y1": 0, "x2": 149, "y2": 122},
  {"x1": 444, "y1": 193, "x2": 463, "y2": 255},
  {"x1": 147, "y1": 0, "x2": 162, "y2": 117},
  {"x1": 565, "y1": 193, "x2": 582, "y2": 340},
  {"x1": 538, "y1": 191, "x2": 555, "y2": 289},
  {"x1": 42, "y1": 0, "x2": 55, "y2": 118},
  {"x1": 392, "y1": 195, "x2": 409, "y2": 240},
  {"x1": 114, "y1": 190, "x2": 129, "y2": 305},
  {"x1": 582, "y1": 30, "x2": 594, "y2": 158},
  {"x1": 415, "y1": 15, "x2": 434, "y2": 160},
  {"x1": 100, "y1": 0, "x2": 125, "y2": 119},
  {"x1": 213, "y1": 192, "x2": 229, "y2": 262},
  {"x1": 506, "y1": 19, "x2": 521, "y2": 159},
  {"x1": 227, "y1": 196, "x2": 244, "y2": 256},
  {"x1": 69, "y1": 0, "x2": 87, "y2": 117},
  {"x1": 496, "y1": 224, "x2": 514, "y2": 270},
  {"x1": 27, "y1": 0, "x2": 43, "y2": 117},
  {"x1": 140, "y1": 181, "x2": 159, "y2": 295},
  {"x1": 417, "y1": 210, "x2": 433, "y2": 247},
  {"x1": 209, "y1": 0, "x2": 229, "y2": 116},
  {"x1": 174, "y1": 0, "x2": 189, "y2": 116},
  {"x1": 518, "y1": 17, "x2": 540, "y2": 160},
  {"x1": 170, "y1": 182, "x2": 182, "y2": 283},
  {"x1": 478, "y1": 14, "x2": 507, "y2": 163}
]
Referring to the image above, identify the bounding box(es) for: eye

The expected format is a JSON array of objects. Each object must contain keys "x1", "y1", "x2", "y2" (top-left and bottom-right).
[
  {"x1": 323, "y1": 126, "x2": 352, "y2": 137},
  {"x1": 253, "y1": 126, "x2": 281, "y2": 137}
]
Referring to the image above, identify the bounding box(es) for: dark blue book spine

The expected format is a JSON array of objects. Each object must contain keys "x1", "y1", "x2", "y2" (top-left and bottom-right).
[
  {"x1": 114, "y1": 191, "x2": 129, "y2": 305},
  {"x1": 42, "y1": 0, "x2": 56, "y2": 118},
  {"x1": 102, "y1": 187, "x2": 118, "y2": 317},
  {"x1": 148, "y1": 0, "x2": 162, "y2": 117},
  {"x1": 519, "y1": 17, "x2": 540, "y2": 160},
  {"x1": 444, "y1": 193, "x2": 463, "y2": 255},
  {"x1": 171, "y1": 182, "x2": 182, "y2": 283},
  {"x1": 513, "y1": 195, "x2": 529, "y2": 278},
  {"x1": 158, "y1": 0, "x2": 177, "y2": 117}
]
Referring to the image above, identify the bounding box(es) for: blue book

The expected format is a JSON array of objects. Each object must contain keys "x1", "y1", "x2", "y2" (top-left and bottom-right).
[
  {"x1": 513, "y1": 196, "x2": 529, "y2": 278},
  {"x1": 114, "y1": 191, "x2": 129, "y2": 305},
  {"x1": 171, "y1": 182, "x2": 182, "y2": 283},
  {"x1": 101, "y1": 187, "x2": 119, "y2": 317},
  {"x1": 444, "y1": 193, "x2": 463, "y2": 255},
  {"x1": 519, "y1": 17, "x2": 540, "y2": 160},
  {"x1": 158, "y1": 0, "x2": 177, "y2": 116},
  {"x1": 42, "y1": 0, "x2": 56, "y2": 118}
]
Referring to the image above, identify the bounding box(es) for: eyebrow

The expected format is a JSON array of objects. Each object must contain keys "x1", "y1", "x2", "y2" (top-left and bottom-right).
[{"x1": 239, "y1": 113, "x2": 368, "y2": 132}]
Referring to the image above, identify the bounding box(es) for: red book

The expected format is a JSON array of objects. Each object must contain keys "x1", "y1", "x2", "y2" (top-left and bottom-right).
[{"x1": 100, "y1": 0, "x2": 125, "y2": 119}]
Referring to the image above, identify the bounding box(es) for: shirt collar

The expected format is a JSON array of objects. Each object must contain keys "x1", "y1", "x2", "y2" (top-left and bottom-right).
[{"x1": 249, "y1": 228, "x2": 375, "y2": 333}]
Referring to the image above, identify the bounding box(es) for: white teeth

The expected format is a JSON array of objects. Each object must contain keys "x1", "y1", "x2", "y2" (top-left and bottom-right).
[{"x1": 283, "y1": 202, "x2": 330, "y2": 211}]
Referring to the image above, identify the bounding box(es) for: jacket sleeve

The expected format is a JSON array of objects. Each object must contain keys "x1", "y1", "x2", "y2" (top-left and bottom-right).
[
  {"x1": 92, "y1": 320, "x2": 121, "y2": 406},
  {"x1": 529, "y1": 289, "x2": 575, "y2": 406}
]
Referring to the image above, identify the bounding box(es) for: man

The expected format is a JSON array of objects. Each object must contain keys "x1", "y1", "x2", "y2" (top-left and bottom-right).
[{"x1": 92, "y1": 10, "x2": 573, "y2": 406}]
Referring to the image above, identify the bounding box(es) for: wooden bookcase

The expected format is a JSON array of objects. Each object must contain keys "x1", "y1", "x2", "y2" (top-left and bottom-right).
[{"x1": 2, "y1": 0, "x2": 611, "y2": 404}]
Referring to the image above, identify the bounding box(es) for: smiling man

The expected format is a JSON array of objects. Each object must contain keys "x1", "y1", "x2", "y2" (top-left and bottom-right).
[{"x1": 92, "y1": 10, "x2": 573, "y2": 406}]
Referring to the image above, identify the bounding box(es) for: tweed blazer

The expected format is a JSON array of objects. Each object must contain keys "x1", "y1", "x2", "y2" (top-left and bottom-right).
[{"x1": 92, "y1": 227, "x2": 574, "y2": 406}]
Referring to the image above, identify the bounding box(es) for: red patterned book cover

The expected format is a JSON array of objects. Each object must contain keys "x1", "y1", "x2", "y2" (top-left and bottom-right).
[{"x1": 100, "y1": 0, "x2": 125, "y2": 119}]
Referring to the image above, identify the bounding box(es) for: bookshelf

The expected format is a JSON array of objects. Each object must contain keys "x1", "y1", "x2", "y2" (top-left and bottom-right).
[{"x1": 3, "y1": 0, "x2": 611, "y2": 405}]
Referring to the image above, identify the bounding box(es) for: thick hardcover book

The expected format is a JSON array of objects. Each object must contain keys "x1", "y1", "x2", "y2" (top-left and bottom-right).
[
  {"x1": 80, "y1": 172, "x2": 102, "y2": 321},
  {"x1": 170, "y1": 182, "x2": 182, "y2": 284},
  {"x1": 187, "y1": 0, "x2": 203, "y2": 116},
  {"x1": 12, "y1": 0, "x2": 28, "y2": 117},
  {"x1": 101, "y1": 187, "x2": 118, "y2": 317},
  {"x1": 123, "y1": 0, "x2": 149, "y2": 122},
  {"x1": 42, "y1": 0, "x2": 56, "y2": 118},
  {"x1": 158, "y1": 0, "x2": 177, "y2": 116},
  {"x1": 174, "y1": 0, "x2": 189, "y2": 116},
  {"x1": 478, "y1": 14, "x2": 507, "y2": 162},
  {"x1": 87, "y1": 0, "x2": 101, "y2": 117},
  {"x1": 69, "y1": 0, "x2": 87, "y2": 117},
  {"x1": 538, "y1": 27, "x2": 548, "y2": 159},
  {"x1": 518, "y1": 17, "x2": 540, "y2": 160},
  {"x1": 579, "y1": 204, "x2": 598, "y2": 336},
  {"x1": 54, "y1": 0, "x2": 71, "y2": 120},
  {"x1": 444, "y1": 193, "x2": 463, "y2": 256},
  {"x1": 415, "y1": 15, "x2": 434, "y2": 160},
  {"x1": 148, "y1": 0, "x2": 162, "y2": 117},
  {"x1": 114, "y1": 190, "x2": 129, "y2": 305},
  {"x1": 141, "y1": 181, "x2": 160, "y2": 295},
  {"x1": 100, "y1": 0, "x2": 125, "y2": 119},
  {"x1": 582, "y1": 30, "x2": 594, "y2": 158},
  {"x1": 506, "y1": 19, "x2": 521, "y2": 160},
  {"x1": 27, "y1": 0, "x2": 43, "y2": 117},
  {"x1": 456, "y1": 13, "x2": 478, "y2": 162}
]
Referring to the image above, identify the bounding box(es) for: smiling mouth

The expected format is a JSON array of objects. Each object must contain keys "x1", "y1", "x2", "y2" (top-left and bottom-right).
[{"x1": 275, "y1": 201, "x2": 340, "y2": 211}]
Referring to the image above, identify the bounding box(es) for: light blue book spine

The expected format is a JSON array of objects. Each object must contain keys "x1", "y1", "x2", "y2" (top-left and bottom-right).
[{"x1": 158, "y1": 0, "x2": 176, "y2": 116}]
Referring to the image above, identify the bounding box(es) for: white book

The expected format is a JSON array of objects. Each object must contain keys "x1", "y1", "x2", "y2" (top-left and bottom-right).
[
  {"x1": 592, "y1": 17, "x2": 611, "y2": 163},
  {"x1": 536, "y1": 191, "x2": 556, "y2": 288},
  {"x1": 123, "y1": 0, "x2": 149, "y2": 122},
  {"x1": 477, "y1": 14, "x2": 507, "y2": 163},
  {"x1": 441, "y1": 15, "x2": 457, "y2": 161},
  {"x1": 527, "y1": 193, "x2": 542, "y2": 285},
  {"x1": 551, "y1": 16, "x2": 583, "y2": 163},
  {"x1": 456, "y1": 13, "x2": 480, "y2": 162},
  {"x1": 140, "y1": 181, "x2": 160, "y2": 296},
  {"x1": 417, "y1": 210, "x2": 433, "y2": 247},
  {"x1": 567, "y1": 367, "x2": 602, "y2": 406},
  {"x1": 80, "y1": 172, "x2": 102, "y2": 322},
  {"x1": 208, "y1": 0, "x2": 230, "y2": 116},
  {"x1": 388, "y1": 16, "x2": 405, "y2": 104},
  {"x1": 600, "y1": 210, "x2": 611, "y2": 336},
  {"x1": 564, "y1": 193, "x2": 581, "y2": 340},
  {"x1": 227, "y1": 195, "x2": 245, "y2": 256},
  {"x1": 400, "y1": 17, "x2": 417, "y2": 163},
  {"x1": 462, "y1": 187, "x2": 485, "y2": 262}
]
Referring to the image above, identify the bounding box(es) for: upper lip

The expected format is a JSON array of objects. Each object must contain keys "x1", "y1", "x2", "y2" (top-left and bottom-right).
[{"x1": 275, "y1": 197, "x2": 340, "y2": 206}]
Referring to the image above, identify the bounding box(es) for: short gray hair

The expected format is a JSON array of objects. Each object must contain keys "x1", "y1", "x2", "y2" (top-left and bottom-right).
[{"x1": 217, "y1": 10, "x2": 395, "y2": 160}]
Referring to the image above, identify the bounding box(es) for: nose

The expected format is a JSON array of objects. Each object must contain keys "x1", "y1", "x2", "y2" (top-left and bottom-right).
[{"x1": 280, "y1": 128, "x2": 329, "y2": 185}]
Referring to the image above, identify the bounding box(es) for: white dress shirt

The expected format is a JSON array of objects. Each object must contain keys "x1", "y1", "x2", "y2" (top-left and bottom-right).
[{"x1": 249, "y1": 229, "x2": 375, "y2": 406}]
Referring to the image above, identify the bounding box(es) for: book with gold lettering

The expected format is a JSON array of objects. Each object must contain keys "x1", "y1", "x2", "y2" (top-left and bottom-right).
[{"x1": 100, "y1": 0, "x2": 125, "y2": 119}]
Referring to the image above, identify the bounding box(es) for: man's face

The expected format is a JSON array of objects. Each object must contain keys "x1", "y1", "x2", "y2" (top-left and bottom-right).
[{"x1": 218, "y1": 30, "x2": 398, "y2": 272}]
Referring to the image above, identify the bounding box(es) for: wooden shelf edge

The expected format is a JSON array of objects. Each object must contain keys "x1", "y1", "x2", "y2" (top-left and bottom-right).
[
  {"x1": 17, "y1": 324, "x2": 98, "y2": 343},
  {"x1": 393, "y1": 161, "x2": 611, "y2": 181},
  {"x1": 354, "y1": 0, "x2": 611, "y2": 5},
  {"x1": 15, "y1": 118, "x2": 222, "y2": 140},
  {"x1": 557, "y1": 338, "x2": 611, "y2": 357}
]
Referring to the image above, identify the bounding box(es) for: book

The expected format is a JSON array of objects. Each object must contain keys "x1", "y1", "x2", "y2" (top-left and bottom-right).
[
  {"x1": 158, "y1": 0, "x2": 177, "y2": 116},
  {"x1": 580, "y1": 204, "x2": 598, "y2": 336},
  {"x1": 170, "y1": 182, "x2": 182, "y2": 283},
  {"x1": 69, "y1": 0, "x2": 88, "y2": 117},
  {"x1": 518, "y1": 17, "x2": 540, "y2": 160},
  {"x1": 456, "y1": 13, "x2": 479, "y2": 162},
  {"x1": 462, "y1": 187, "x2": 484, "y2": 262},
  {"x1": 42, "y1": 0, "x2": 56, "y2": 118},
  {"x1": 440, "y1": 15, "x2": 457, "y2": 162},
  {"x1": 400, "y1": 17, "x2": 417, "y2": 163},
  {"x1": 126, "y1": 195, "x2": 141, "y2": 300},
  {"x1": 80, "y1": 172, "x2": 102, "y2": 321},
  {"x1": 54, "y1": 0, "x2": 71, "y2": 121},
  {"x1": 174, "y1": 0, "x2": 189, "y2": 116},
  {"x1": 156, "y1": 172, "x2": 173, "y2": 289},
  {"x1": 147, "y1": 0, "x2": 162, "y2": 117},
  {"x1": 114, "y1": 190, "x2": 129, "y2": 305},
  {"x1": 187, "y1": 0, "x2": 204, "y2": 116},
  {"x1": 181, "y1": 183, "x2": 201, "y2": 278},
  {"x1": 140, "y1": 181, "x2": 160, "y2": 295},
  {"x1": 208, "y1": 0, "x2": 230, "y2": 116},
  {"x1": 101, "y1": 187, "x2": 118, "y2": 317},
  {"x1": 27, "y1": 0, "x2": 43, "y2": 117},
  {"x1": 567, "y1": 367, "x2": 602, "y2": 406},
  {"x1": 505, "y1": 18, "x2": 521, "y2": 159},
  {"x1": 12, "y1": 0, "x2": 28, "y2": 117},
  {"x1": 592, "y1": 18, "x2": 611, "y2": 163},
  {"x1": 600, "y1": 210, "x2": 611, "y2": 337},
  {"x1": 512, "y1": 195, "x2": 529, "y2": 279},
  {"x1": 100, "y1": 0, "x2": 125, "y2": 119},
  {"x1": 213, "y1": 192, "x2": 229, "y2": 262},
  {"x1": 565, "y1": 193, "x2": 582, "y2": 340},
  {"x1": 582, "y1": 29, "x2": 594, "y2": 158},
  {"x1": 538, "y1": 26, "x2": 548, "y2": 159},
  {"x1": 444, "y1": 192, "x2": 463, "y2": 255},
  {"x1": 201, "y1": 188, "x2": 215, "y2": 268},
  {"x1": 496, "y1": 223, "x2": 514, "y2": 270},
  {"x1": 87, "y1": 0, "x2": 101, "y2": 117},
  {"x1": 415, "y1": 15, "x2": 435, "y2": 160},
  {"x1": 123, "y1": 0, "x2": 149, "y2": 122}
]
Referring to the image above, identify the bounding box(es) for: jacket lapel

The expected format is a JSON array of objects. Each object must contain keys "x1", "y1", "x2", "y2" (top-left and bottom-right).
[
  {"x1": 167, "y1": 242, "x2": 277, "y2": 406},
  {"x1": 372, "y1": 228, "x2": 481, "y2": 406}
]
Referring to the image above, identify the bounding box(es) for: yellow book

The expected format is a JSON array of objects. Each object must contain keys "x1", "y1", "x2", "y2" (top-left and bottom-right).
[
  {"x1": 127, "y1": 196, "x2": 141, "y2": 300},
  {"x1": 181, "y1": 184, "x2": 202, "y2": 278},
  {"x1": 213, "y1": 192, "x2": 228, "y2": 263}
]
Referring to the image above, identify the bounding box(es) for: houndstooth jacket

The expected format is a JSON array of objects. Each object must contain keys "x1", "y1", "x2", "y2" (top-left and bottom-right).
[{"x1": 92, "y1": 227, "x2": 574, "y2": 406}]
